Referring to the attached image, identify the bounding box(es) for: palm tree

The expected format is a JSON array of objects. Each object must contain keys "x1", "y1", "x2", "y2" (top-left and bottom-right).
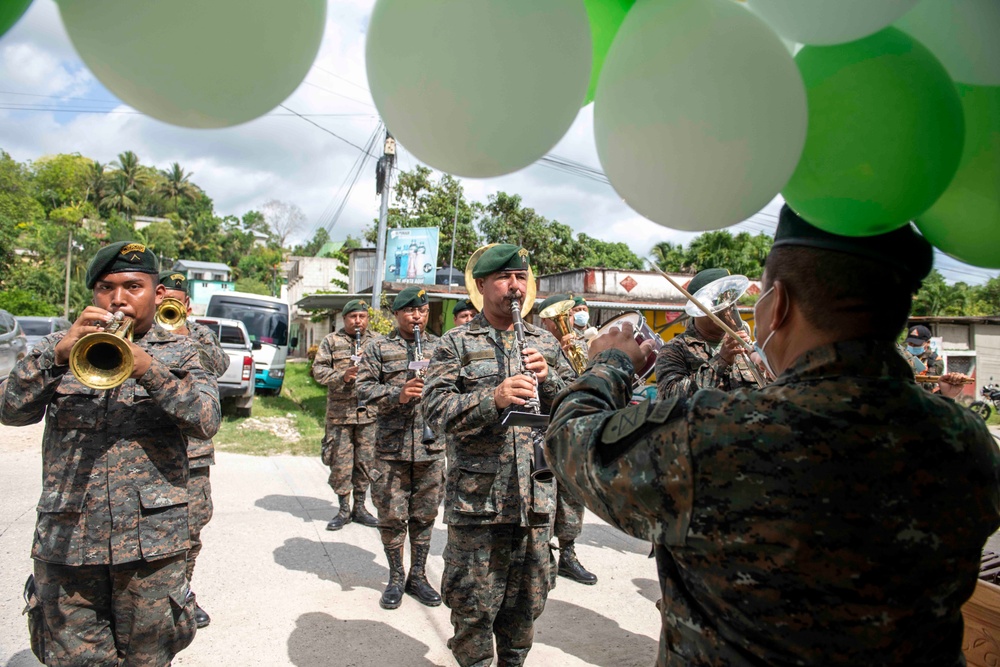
[
  {"x1": 651, "y1": 240, "x2": 690, "y2": 273},
  {"x1": 113, "y1": 150, "x2": 146, "y2": 191},
  {"x1": 86, "y1": 161, "x2": 108, "y2": 212},
  {"x1": 158, "y1": 162, "x2": 199, "y2": 212},
  {"x1": 101, "y1": 173, "x2": 139, "y2": 220}
]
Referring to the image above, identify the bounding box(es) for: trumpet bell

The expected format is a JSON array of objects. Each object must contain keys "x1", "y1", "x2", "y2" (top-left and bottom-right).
[
  {"x1": 69, "y1": 330, "x2": 135, "y2": 390},
  {"x1": 684, "y1": 275, "x2": 750, "y2": 318},
  {"x1": 155, "y1": 297, "x2": 187, "y2": 331}
]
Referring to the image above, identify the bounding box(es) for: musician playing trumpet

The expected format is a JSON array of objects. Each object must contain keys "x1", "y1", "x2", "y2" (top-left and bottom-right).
[
  {"x1": 423, "y1": 245, "x2": 575, "y2": 667},
  {"x1": 655, "y1": 268, "x2": 761, "y2": 400}
]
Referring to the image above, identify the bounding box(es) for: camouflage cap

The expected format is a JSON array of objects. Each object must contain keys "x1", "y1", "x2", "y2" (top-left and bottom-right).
[
  {"x1": 86, "y1": 241, "x2": 159, "y2": 289},
  {"x1": 452, "y1": 299, "x2": 475, "y2": 316},
  {"x1": 773, "y1": 205, "x2": 933, "y2": 287},
  {"x1": 537, "y1": 293, "x2": 571, "y2": 316},
  {"x1": 471, "y1": 244, "x2": 530, "y2": 278},
  {"x1": 392, "y1": 286, "x2": 429, "y2": 312},
  {"x1": 158, "y1": 270, "x2": 188, "y2": 293},
  {"x1": 687, "y1": 268, "x2": 730, "y2": 297},
  {"x1": 342, "y1": 299, "x2": 369, "y2": 316}
]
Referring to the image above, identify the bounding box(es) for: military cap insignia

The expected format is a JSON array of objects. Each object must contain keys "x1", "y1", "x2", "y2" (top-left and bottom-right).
[
  {"x1": 518, "y1": 248, "x2": 529, "y2": 265},
  {"x1": 120, "y1": 242, "x2": 146, "y2": 263},
  {"x1": 359, "y1": 301, "x2": 368, "y2": 308},
  {"x1": 910, "y1": 328, "x2": 919, "y2": 337},
  {"x1": 170, "y1": 273, "x2": 185, "y2": 282},
  {"x1": 417, "y1": 290, "x2": 426, "y2": 298}
]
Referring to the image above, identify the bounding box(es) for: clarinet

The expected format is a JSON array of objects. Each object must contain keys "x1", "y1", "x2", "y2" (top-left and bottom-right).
[
  {"x1": 412, "y1": 325, "x2": 436, "y2": 445},
  {"x1": 354, "y1": 328, "x2": 367, "y2": 415},
  {"x1": 509, "y1": 299, "x2": 553, "y2": 482}
]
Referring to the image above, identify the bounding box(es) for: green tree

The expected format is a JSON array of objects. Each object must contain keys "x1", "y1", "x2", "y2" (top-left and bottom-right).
[
  {"x1": 651, "y1": 240, "x2": 691, "y2": 273},
  {"x1": 234, "y1": 277, "x2": 271, "y2": 295},
  {"x1": 158, "y1": 162, "x2": 200, "y2": 213},
  {"x1": 101, "y1": 173, "x2": 140, "y2": 219},
  {"x1": 479, "y1": 192, "x2": 581, "y2": 275},
  {"x1": 85, "y1": 160, "x2": 109, "y2": 212},
  {"x1": 139, "y1": 220, "x2": 180, "y2": 261},
  {"x1": 32, "y1": 153, "x2": 92, "y2": 213},
  {"x1": 649, "y1": 230, "x2": 771, "y2": 279},
  {"x1": 113, "y1": 150, "x2": 146, "y2": 192},
  {"x1": 0, "y1": 288, "x2": 61, "y2": 316},
  {"x1": 237, "y1": 246, "x2": 285, "y2": 295},
  {"x1": 0, "y1": 151, "x2": 45, "y2": 282},
  {"x1": 576, "y1": 233, "x2": 645, "y2": 270},
  {"x1": 912, "y1": 270, "x2": 954, "y2": 316},
  {"x1": 291, "y1": 227, "x2": 330, "y2": 256}
]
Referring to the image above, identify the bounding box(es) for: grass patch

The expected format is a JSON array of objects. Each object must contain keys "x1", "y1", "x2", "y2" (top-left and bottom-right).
[
  {"x1": 988, "y1": 410, "x2": 1000, "y2": 427},
  {"x1": 215, "y1": 360, "x2": 327, "y2": 457}
]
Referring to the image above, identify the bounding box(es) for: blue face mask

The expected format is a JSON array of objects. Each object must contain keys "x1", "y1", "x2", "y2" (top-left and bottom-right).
[
  {"x1": 906, "y1": 344, "x2": 925, "y2": 356},
  {"x1": 573, "y1": 312, "x2": 589, "y2": 328},
  {"x1": 752, "y1": 286, "x2": 779, "y2": 379}
]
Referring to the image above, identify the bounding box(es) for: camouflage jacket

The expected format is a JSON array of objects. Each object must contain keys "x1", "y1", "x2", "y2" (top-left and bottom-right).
[
  {"x1": 548, "y1": 339, "x2": 1000, "y2": 666},
  {"x1": 655, "y1": 321, "x2": 758, "y2": 399},
  {"x1": 423, "y1": 312, "x2": 575, "y2": 527},
  {"x1": 0, "y1": 327, "x2": 221, "y2": 567},
  {"x1": 186, "y1": 319, "x2": 230, "y2": 466},
  {"x1": 920, "y1": 348, "x2": 945, "y2": 376},
  {"x1": 312, "y1": 328, "x2": 380, "y2": 425},
  {"x1": 356, "y1": 328, "x2": 442, "y2": 462}
]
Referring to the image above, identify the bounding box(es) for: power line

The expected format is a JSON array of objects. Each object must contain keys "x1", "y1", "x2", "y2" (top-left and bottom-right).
[
  {"x1": 310, "y1": 64, "x2": 372, "y2": 94},
  {"x1": 278, "y1": 104, "x2": 378, "y2": 156},
  {"x1": 301, "y1": 80, "x2": 375, "y2": 108}
]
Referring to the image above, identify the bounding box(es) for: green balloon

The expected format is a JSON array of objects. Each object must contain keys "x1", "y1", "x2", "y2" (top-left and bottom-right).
[
  {"x1": 783, "y1": 28, "x2": 965, "y2": 236},
  {"x1": 583, "y1": 0, "x2": 634, "y2": 105},
  {"x1": 0, "y1": 0, "x2": 32, "y2": 39},
  {"x1": 916, "y1": 84, "x2": 1000, "y2": 268}
]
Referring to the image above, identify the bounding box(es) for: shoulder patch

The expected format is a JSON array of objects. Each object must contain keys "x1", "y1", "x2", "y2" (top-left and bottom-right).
[
  {"x1": 601, "y1": 400, "x2": 652, "y2": 445},
  {"x1": 647, "y1": 396, "x2": 682, "y2": 425}
]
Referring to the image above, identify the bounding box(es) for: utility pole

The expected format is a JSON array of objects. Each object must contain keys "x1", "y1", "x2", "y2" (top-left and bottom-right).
[
  {"x1": 63, "y1": 228, "x2": 72, "y2": 320},
  {"x1": 372, "y1": 129, "x2": 395, "y2": 307},
  {"x1": 448, "y1": 185, "x2": 460, "y2": 290}
]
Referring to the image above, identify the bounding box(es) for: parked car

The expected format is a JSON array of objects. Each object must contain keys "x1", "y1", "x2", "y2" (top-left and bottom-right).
[
  {"x1": 0, "y1": 309, "x2": 28, "y2": 379},
  {"x1": 16, "y1": 316, "x2": 72, "y2": 354},
  {"x1": 191, "y1": 316, "x2": 256, "y2": 417}
]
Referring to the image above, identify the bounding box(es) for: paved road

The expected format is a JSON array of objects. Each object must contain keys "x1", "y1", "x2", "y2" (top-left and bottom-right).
[{"x1": 0, "y1": 421, "x2": 661, "y2": 667}]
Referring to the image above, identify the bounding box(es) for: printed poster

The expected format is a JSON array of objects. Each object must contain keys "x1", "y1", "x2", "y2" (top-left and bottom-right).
[{"x1": 385, "y1": 227, "x2": 439, "y2": 285}]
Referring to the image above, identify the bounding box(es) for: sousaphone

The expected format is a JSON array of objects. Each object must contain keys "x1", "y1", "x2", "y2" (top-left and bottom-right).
[{"x1": 463, "y1": 243, "x2": 536, "y2": 316}]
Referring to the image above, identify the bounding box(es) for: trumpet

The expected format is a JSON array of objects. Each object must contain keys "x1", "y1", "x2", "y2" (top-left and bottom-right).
[
  {"x1": 354, "y1": 328, "x2": 368, "y2": 415},
  {"x1": 411, "y1": 325, "x2": 436, "y2": 445},
  {"x1": 154, "y1": 297, "x2": 187, "y2": 331},
  {"x1": 69, "y1": 311, "x2": 135, "y2": 390},
  {"x1": 538, "y1": 298, "x2": 587, "y2": 375}
]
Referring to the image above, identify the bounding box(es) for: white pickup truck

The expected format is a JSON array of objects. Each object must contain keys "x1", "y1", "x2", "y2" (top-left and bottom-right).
[{"x1": 192, "y1": 316, "x2": 256, "y2": 417}]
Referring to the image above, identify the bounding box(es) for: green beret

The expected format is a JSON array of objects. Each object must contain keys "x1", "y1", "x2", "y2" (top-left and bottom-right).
[
  {"x1": 537, "y1": 294, "x2": 571, "y2": 316},
  {"x1": 158, "y1": 270, "x2": 188, "y2": 293},
  {"x1": 687, "y1": 268, "x2": 731, "y2": 297},
  {"x1": 392, "y1": 286, "x2": 429, "y2": 312},
  {"x1": 86, "y1": 241, "x2": 159, "y2": 289},
  {"x1": 343, "y1": 299, "x2": 369, "y2": 316},
  {"x1": 472, "y1": 244, "x2": 530, "y2": 278},
  {"x1": 772, "y1": 205, "x2": 933, "y2": 288},
  {"x1": 572, "y1": 296, "x2": 587, "y2": 308},
  {"x1": 452, "y1": 299, "x2": 475, "y2": 316}
]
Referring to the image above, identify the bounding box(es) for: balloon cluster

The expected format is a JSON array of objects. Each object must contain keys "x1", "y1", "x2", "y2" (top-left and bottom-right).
[{"x1": 364, "y1": 0, "x2": 999, "y2": 268}]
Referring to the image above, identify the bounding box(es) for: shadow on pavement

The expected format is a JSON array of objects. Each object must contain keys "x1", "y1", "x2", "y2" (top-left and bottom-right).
[
  {"x1": 288, "y1": 611, "x2": 437, "y2": 666},
  {"x1": 273, "y1": 537, "x2": 387, "y2": 593},
  {"x1": 535, "y1": 598, "x2": 658, "y2": 666},
  {"x1": 4, "y1": 650, "x2": 41, "y2": 667},
  {"x1": 633, "y1": 577, "x2": 661, "y2": 604},
  {"x1": 255, "y1": 494, "x2": 336, "y2": 523},
  {"x1": 576, "y1": 524, "x2": 651, "y2": 556}
]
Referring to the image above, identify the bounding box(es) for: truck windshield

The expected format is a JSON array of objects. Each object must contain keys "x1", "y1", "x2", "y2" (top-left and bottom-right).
[{"x1": 208, "y1": 301, "x2": 288, "y2": 346}]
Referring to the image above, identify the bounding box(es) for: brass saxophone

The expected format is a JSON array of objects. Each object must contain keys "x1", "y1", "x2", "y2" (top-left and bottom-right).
[
  {"x1": 411, "y1": 324, "x2": 436, "y2": 445},
  {"x1": 505, "y1": 299, "x2": 553, "y2": 482}
]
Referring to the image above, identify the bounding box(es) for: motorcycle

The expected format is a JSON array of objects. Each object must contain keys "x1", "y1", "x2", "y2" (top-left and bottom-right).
[{"x1": 970, "y1": 379, "x2": 999, "y2": 421}]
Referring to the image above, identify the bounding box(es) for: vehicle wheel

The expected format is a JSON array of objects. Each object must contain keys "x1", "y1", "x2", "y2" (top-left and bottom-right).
[
  {"x1": 969, "y1": 401, "x2": 992, "y2": 421},
  {"x1": 235, "y1": 406, "x2": 252, "y2": 418}
]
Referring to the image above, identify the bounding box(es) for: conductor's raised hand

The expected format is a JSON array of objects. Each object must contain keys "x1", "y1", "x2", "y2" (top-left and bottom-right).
[
  {"x1": 54, "y1": 306, "x2": 116, "y2": 366},
  {"x1": 588, "y1": 321, "x2": 646, "y2": 372},
  {"x1": 522, "y1": 347, "x2": 548, "y2": 384},
  {"x1": 494, "y1": 375, "x2": 537, "y2": 409}
]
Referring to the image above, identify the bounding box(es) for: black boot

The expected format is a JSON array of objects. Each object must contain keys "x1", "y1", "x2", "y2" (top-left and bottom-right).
[
  {"x1": 380, "y1": 547, "x2": 406, "y2": 610},
  {"x1": 186, "y1": 590, "x2": 211, "y2": 628},
  {"x1": 326, "y1": 495, "x2": 352, "y2": 531},
  {"x1": 405, "y1": 543, "x2": 441, "y2": 607},
  {"x1": 558, "y1": 541, "x2": 598, "y2": 585},
  {"x1": 351, "y1": 495, "x2": 379, "y2": 528}
]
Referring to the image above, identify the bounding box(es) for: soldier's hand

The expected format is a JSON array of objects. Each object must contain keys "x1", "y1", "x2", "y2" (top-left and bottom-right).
[
  {"x1": 344, "y1": 365, "x2": 359, "y2": 383},
  {"x1": 719, "y1": 330, "x2": 750, "y2": 365},
  {"x1": 54, "y1": 306, "x2": 116, "y2": 366},
  {"x1": 522, "y1": 347, "x2": 548, "y2": 384},
  {"x1": 494, "y1": 375, "x2": 537, "y2": 409},
  {"x1": 939, "y1": 372, "x2": 970, "y2": 399},
  {"x1": 127, "y1": 341, "x2": 153, "y2": 379},
  {"x1": 399, "y1": 377, "x2": 425, "y2": 404},
  {"x1": 559, "y1": 334, "x2": 575, "y2": 353},
  {"x1": 589, "y1": 321, "x2": 645, "y2": 371}
]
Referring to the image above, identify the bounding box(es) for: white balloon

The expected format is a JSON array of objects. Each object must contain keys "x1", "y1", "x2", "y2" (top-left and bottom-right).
[
  {"x1": 58, "y1": 0, "x2": 326, "y2": 129},
  {"x1": 896, "y1": 0, "x2": 1000, "y2": 86},
  {"x1": 746, "y1": 0, "x2": 919, "y2": 45},
  {"x1": 366, "y1": 0, "x2": 591, "y2": 178},
  {"x1": 594, "y1": 0, "x2": 806, "y2": 231}
]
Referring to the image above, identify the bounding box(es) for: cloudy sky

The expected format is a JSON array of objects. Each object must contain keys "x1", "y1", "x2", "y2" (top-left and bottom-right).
[{"x1": 0, "y1": 0, "x2": 993, "y2": 284}]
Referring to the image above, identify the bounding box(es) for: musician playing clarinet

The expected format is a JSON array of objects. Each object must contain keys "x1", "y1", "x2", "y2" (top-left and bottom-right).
[{"x1": 423, "y1": 245, "x2": 575, "y2": 667}]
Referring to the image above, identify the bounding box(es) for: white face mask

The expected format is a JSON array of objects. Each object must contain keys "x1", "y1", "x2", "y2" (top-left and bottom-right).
[
  {"x1": 573, "y1": 312, "x2": 589, "y2": 328},
  {"x1": 752, "y1": 286, "x2": 779, "y2": 379}
]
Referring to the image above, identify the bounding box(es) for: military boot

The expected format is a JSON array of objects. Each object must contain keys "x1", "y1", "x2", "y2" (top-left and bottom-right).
[
  {"x1": 325, "y1": 495, "x2": 352, "y2": 531},
  {"x1": 186, "y1": 590, "x2": 211, "y2": 628},
  {"x1": 405, "y1": 543, "x2": 441, "y2": 607},
  {"x1": 380, "y1": 547, "x2": 406, "y2": 610},
  {"x1": 351, "y1": 494, "x2": 379, "y2": 528},
  {"x1": 558, "y1": 541, "x2": 598, "y2": 585}
]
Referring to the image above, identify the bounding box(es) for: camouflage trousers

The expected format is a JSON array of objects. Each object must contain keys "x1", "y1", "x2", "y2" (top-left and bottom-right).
[
  {"x1": 323, "y1": 422, "x2": 376, "y2": 498},
  {"x1": 32, "y1": 554, "x2": 196, "y2": 667},
  {"x1": 554, "y1": 485, "x2": 585, "y2": 544},
  {"x1": 442, "y1": 524, "x2": 554, "y2": 667},
  {"x1": 186, "y1": 465, "x2": 213, "y2": 583},
  {"x1": 370, "y1": 457, "x2": 445, "y2": 550}
]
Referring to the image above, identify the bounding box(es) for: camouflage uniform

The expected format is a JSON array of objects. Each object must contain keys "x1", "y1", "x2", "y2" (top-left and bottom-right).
[
  {"x1": 655, "y1": 321, "x2": 758, "y2": 399},
  {"x1": 356, "y1": 328, "x2": 444, "y2": 551},
  {"x1": 184, "y1": 320, "x2": 229, "y2": 585},
  {"x1": 423, "y1": 312, "x2": 575, "y2": 667},
  {"x1": 1, "y1": 326, "x2": 221, "y2": 667},
  {"x1": 548, "y1": 340, "x2": 1000, "y2": 666},
  {"x1": 312, "y1": 328, "x2": 380, "y2": 499}
]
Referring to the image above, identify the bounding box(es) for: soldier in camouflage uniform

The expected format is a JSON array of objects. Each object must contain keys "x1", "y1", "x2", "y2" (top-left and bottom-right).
[
  {"x1": 655, "y1": 268, "x2": 760, "y2": 400},
  {"x1": 906, "y1": 324, "x2": 945, "y2": 375},
  {"x1": 356, "y1": 287, "x2": 444, "y2": 610},
  {"x1": 452, "y1": 299, "x2": 478, "y2": 327},
  {"x1": 547, "y1": 207, "x2": 1000, "y2": 667},
  {"x1": 1, "y1": 242, "x2": 221, "y2": 667},
  {"x1": 536, "y1": 293, "x2": 597, "y2": 586},
  {"x1": 159, "y1": 271, "x2": 230, "y2": 629},
  {"x1": 424, "y1": 245, "x2": 575, "y2": 667},
  {"x1": 311, "y1": 299, "x2": 381, "y2": 531}
]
